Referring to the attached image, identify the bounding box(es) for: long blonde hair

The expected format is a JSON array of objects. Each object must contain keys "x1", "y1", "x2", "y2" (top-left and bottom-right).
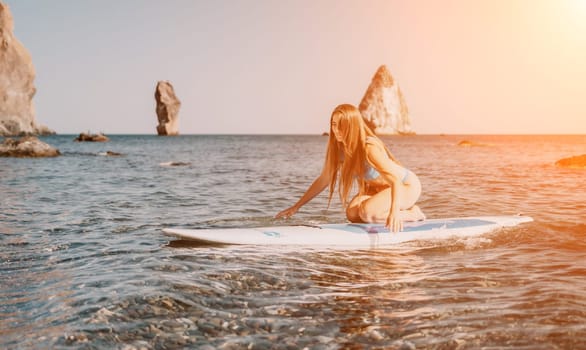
[{"x1": 324, "y1": 104, "x2": 400, "y2": 208}]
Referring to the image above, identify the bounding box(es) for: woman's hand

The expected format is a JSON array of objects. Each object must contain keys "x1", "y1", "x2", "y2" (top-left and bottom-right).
[
  {"x1": 275, "y1": 173, "x2": 329, "y2": 220},
  {"x1": 275, "y1": 205, "x2": 299, "y2": 219},
  {"x1": 386, "y1": 211, "x2": 403, "y2": 232}
]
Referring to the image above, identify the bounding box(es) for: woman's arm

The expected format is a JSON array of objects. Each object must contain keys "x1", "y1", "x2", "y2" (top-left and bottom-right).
[
  {"x1": 364, "y1": 141, "x2": 404, "y2": 231},
  {"x1": 275, "y1": 171, "x2": 330, "y2": 219}
]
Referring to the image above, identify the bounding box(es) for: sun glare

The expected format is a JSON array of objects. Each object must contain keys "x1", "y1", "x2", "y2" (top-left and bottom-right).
[
  {"x1": 571, "y1": 0, "x2": 586, "y2": 11},
  {"x1": 565, "y1": 0, "x2": 586, "y2": 24}
]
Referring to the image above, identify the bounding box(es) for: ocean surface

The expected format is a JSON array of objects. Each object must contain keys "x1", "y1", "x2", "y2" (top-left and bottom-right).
[{"x1": 1, "y1": 134, "x2": 585, "y2": 349}]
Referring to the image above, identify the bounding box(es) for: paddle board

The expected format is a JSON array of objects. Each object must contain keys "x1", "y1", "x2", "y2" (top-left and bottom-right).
[{"x1": 163, "y1": 215, "x2": 533, "y2": 248}]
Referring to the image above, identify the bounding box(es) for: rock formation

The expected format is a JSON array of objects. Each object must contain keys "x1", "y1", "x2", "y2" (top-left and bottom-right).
[
  {"x1": 159, "y1": 161, "x2": 191, "y2": 167},
  {"x1": 100, "y1": 151, "x2": 122, "y2": 157},
  {"x1": 0, "y1": 136, "x2": 60, "y2": 157},
  {"x1": 0, "y1": 2, "x2": 53, "y2": 136},
  {"x1": 74, "y1": 132, "x2": 109, "y2": 142},
  {"x1": 555, "y1": 154, "x2": 586, "y2": 169},
  {"x1": 359, "y1": 65, "x2": 414, "y2": 135},
  {"x1": 457, "y1": 140, "x2": 490, "y2": 147},
  {"x1": 155, "y1": 81, "x2": 181, "y2": 135}
]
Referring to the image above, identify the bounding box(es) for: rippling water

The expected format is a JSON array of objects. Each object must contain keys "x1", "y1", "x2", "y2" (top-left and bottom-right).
[{"x1": 1, "y1": 134, "x2": 585, "y2": 349}]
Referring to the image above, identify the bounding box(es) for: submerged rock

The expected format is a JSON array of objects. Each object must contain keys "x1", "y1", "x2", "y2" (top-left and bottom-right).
[
  {"x1": 0, "y1": 136, "x2": 60, "y2": 157},
  {"x1": 155, "y1": 81, "x2": 181, "y2": 135},
  {"x1": 457, "y1": 140, "x2": 478, "y2": 147},
  {"x1": 74, "y1": 132, "x2": 109, "y2": 142},
  {"x1": 98, "y1": 151, "x2": 122, "y2": 156},
  {"x1": 359, "y1": 65, "x2": 414, "y2": 135},
  {"x1": 159, "y1": 161, "x2": 190, "y2": 167},
  {"x1": 555, "y1": 154, "x2": 586, "y2": 169},
  {"x1": 0, "y1": 2, "x2": 54, "y2": 136},
  {"x1": 457, "y1": 140, "x2": 489, "y2": 147}
]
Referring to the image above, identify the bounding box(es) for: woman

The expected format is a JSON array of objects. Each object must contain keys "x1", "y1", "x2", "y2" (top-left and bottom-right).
[{"x1": 275, "y1": 104, "x2": 425, "y2": 232}]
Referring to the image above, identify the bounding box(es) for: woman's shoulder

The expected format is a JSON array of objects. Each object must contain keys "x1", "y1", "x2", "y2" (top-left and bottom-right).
[
  {"x1": 365, "y1": 136, "x2": 383, "y2": 148},
  {"x1": 364, "y1": 136, "x2": 386, "y2": 158}
]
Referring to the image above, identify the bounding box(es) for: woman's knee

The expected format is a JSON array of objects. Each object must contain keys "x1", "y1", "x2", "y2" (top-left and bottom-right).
[
  {"x1": 345, "y1": 205, "x2": 362, "y2": 222},
  {"x1": 346, "y1": 195, "x2": 369, "y2": 223},
  {"x1": 357, "y1": 201, "x2": 377, "y2": 223}
]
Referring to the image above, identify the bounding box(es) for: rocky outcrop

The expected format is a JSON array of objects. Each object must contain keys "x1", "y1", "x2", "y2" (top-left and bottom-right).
[
  {"x1": 0, "y1": 2, "x2": 53, "y2": 136},
  {"x1": 155, "y1": 81, "x2": 181, "y2": 135},
  {"x1": 74, "y1": 132, "x2": 109, "y2": 142},
  {"x1": 457, "y1": 140, "x2": 490, "y2": 147},
  {"x1": 555, "y1": 154, "x2": 586, "y2": 169},
  {"x1": 159, "y1": 161, "x2": 191, "y2": 167},
  {"x1": 98, "y1": 151, "x2": 122, "y2": 157},
  {"x1": 0, "y1": 136, "x2": 60, "y2": 157},
  {"x1": 359, "y1": 65, "x2": 414, "y2": 135}
]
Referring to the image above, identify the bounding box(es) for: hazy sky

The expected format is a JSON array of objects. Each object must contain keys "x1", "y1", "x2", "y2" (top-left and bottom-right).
[{"x1": 5, "y1": 0, "x2": 586, "y2": 134}]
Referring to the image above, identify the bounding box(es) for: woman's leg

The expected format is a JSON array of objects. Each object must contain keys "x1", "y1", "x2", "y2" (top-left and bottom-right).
[
  {"x1": 357, "y1": 188, "x2": 392, "y2": 223},
  {"x1": 346, "y1": 195, "x2": 370, "y2": 223},
  {"x1": 353, "y1": 188, "x2": 425, "y2": 224}
]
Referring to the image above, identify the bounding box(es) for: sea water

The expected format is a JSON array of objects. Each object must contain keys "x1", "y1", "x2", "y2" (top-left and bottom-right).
[{"x1": 1, "y1": 134, "x2": 585, "y2": 349}]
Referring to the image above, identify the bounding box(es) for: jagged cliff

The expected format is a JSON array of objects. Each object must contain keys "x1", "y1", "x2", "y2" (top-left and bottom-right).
[
  {"x1": 155, "y1": 81, "x2": 181, "y2": 136},
  {"x1": 359, "y1": 65, "x2": 414, "y2": 135},
  {"x1": 0, "y1": 2, "x2": 53, "y2": 136}
]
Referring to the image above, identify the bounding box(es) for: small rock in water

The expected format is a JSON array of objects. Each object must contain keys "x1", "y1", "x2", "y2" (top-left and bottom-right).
[
  {"x1": 457, "y1": 140, "x2": 490, "y2": 147},
  {"x1": 74, "y1": 132, "x2": 109, "y2": 142},
  {"x1": 366, "y1": 328, "x2": 385, "y2": 341},
  {"x1": 89, "y1": 307, "x2": 117, "y2": 323},
  {"x1": 555, "y1": 154, "x2": 586, "y2": 169},
  {"x1": 0, "y1": 136, "x2": 60, "y2": 157},
  {"x1": 98, "y1": 151, "x2": 122, "y2": 156},
  {"x1": 161, "y1": 298, "x2": 175, "y2": 310},
  {"x1": 159, "y1": 161, "x2": 191, "y2": 167},
  {"x1": 64, "y1": 333, "x2": 88, "y2": 344}
]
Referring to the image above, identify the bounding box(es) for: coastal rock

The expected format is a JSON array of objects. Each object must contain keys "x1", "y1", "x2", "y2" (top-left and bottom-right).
[
  {"x1": 358, "y1": 65, "x2": 414, "y2": 135},
  {"x1": 0, "y1": 2, "x2": 53, "y2": 136},
  {"x1": 457, "y1": 140, "x2": 487, "y2": 147},
  {"x1": 555, "y1": 154, "x2": 586, "y2": 169},
  {"x1": 74, "y1": 132, "x2": 109, "y2": 142},
  {"x1": 0, "y1": 136, "x2": 60, "y2": 157},
  {"x1": 155, "y1": 81, "x2": 181, "y2": 135},
  {"x1": 98, "y1": 151, "x2": 122, "y2": 156},
  {"x1": 159, "y1": 161, "x2": 190, "y2": 167}
]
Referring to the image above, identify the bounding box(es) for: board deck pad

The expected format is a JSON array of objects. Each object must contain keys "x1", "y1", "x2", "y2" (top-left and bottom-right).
[{"x1": 163, "y1": 216, "x2": 533, "y2": 248}]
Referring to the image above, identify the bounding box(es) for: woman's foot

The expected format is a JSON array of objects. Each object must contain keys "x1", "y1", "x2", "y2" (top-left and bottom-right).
[{"x1": 400, "y1": 205, "x2": 426, "y2": 222}]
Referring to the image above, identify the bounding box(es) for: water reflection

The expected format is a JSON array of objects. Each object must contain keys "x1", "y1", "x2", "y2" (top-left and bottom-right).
[
  {"x1": 301, "y1": 250, "x2": 438, "y2": 345},
  {"x1": 0, "y1": 253, "x2": 75, "y2": 348}
]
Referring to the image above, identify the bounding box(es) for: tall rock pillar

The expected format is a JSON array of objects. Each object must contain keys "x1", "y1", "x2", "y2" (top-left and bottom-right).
[
  {"x1": 155, "y1": 81, "x2": 181, "y2": 136},
  {"x1": 0, "y1": 2, "x2": 53, "y2": 136},
  {"x1": 358, "y1": 65, "x2": 414, "y2": 135}
]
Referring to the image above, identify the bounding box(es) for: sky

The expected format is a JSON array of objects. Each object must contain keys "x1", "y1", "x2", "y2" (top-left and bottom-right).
[{"x1": 5, "y1": 0, "x2": 586, "y2": 134}]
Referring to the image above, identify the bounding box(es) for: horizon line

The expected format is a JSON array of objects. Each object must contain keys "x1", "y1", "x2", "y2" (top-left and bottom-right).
[{"x1": 30, "y1": 132, "x2": 586, "y2": 136}]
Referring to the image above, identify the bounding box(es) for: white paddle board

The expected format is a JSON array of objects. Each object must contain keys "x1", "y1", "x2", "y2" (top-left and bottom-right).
[{"x1": 163, "y1": 215, "x2": 533, "y2": 248}]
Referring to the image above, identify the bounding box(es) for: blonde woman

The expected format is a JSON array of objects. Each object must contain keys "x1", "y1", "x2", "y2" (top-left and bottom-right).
[{"x1": 275, "y1": 104, "x2": 425, "y2": 232}]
